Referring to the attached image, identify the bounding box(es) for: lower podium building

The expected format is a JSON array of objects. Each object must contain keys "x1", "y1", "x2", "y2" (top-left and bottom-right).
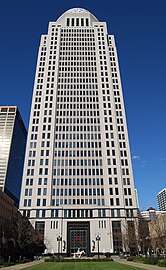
[{"x1": 19, "y1": 8, "x2": 138, "y2": 256}]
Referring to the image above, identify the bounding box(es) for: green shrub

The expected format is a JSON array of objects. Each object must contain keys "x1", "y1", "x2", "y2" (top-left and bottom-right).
[
  {"x1": 44, "y1": 258, "x2": 50, "y2": 262},
  {"x1": 44, "y1": 258, "x2": 114, "y2": 263},
  {"x1": 133, "y1": 257, "x2": 145, "y2": 263},
  {"x1": 143, "y1": 257, "x2": 158, "y2": 265},
  {"x1": 44, "y1": 258, "x2": 55, "y2": 262},
  {"x1": 157, "y1": 261, "x2": 166, "y2": 267},
  {"x1": 3, "y1": 262, "x2": 15, "y2": 267},
  {"x1": 127, "y1": 257, "x2": 133, "y2": 261}
]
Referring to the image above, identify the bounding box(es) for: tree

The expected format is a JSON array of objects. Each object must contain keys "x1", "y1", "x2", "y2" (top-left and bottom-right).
[
  {"x1": 8, "y1": 211, "x2": 45, "y2": 260},
  {"x1": 120, "y1": 218, "x2": 150, "y2": 256},
  {"x1": 149, "y1": 215, "x2": 166, "y2": 257},
  {"x1": 137, "y1": 218, "x2": 150, "y2": 255},
  {"x1": 120, "y1": 219, "x2": 139, "y2": 255}
]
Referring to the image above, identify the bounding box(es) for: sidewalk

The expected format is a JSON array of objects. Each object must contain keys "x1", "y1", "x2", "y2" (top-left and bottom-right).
[
  {"x1": 0, "y1": 259, "x2": 44, "y2": 270},
  {"x1": 113, "y1": 257, "x2": 166, "y2": 270}
]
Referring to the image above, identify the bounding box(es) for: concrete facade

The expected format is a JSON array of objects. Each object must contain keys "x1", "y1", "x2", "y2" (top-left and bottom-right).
[{"x1": 19, "y1": 8, "x2": 138, "y2": 256}]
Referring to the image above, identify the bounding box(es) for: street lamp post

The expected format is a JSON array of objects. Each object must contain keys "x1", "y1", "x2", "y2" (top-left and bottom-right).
[
  {"x1": 63, "y1": 240, "x2": 66, "y2": 252},
  {"x1": 57, "y1": 235, "x2": 62, "y2": 259},
  {"x1": 96, "y1": 233, "x2": 101, "y2": 259}
]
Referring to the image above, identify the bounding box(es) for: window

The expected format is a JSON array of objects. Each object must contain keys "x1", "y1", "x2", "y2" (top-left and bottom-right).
[
  {"x1": 36, "y1": 210, "x2": 40, "y2": 218},
  {"x1": 114, "y1": 178, "x2": 118, "y2": 184},
  {"x1": 44, "y1": 178, "x2": 47, "y2": 185},
  {"x1": 24, "y1": 199, "x2": 27, "y2": 207},
  {"x1": 76, "y1": 18, "x2": 79, "y2": 26},
  {"x1": 67, "y1": 18, "x2": 70, "y2": 26},
  {"x1": 129, "y1": 198, "x2": 132, "y2": 206},
  {"x1": 37, "y1": 199, "x2": 40, "y2": 206},
  {"x1": 43, "y1": 199, "x2": 46, "y2": 206},
  {"x1": 86, "y1": 18, "x2": 89, "y2": 26},
  {"x1": 42, "y1": 210, "x2": 46, "y2": 218},
  {"x1": 43, "y1": 188, "x2": 47, "y2": 195},
  {"x1": 109, "y1": 178, "x2": 112, "y2": 185},
  {"x1": 38, "y1": 178, "x2": 42, "y2": 185},
  {"x1": 128, "y1": 188, "x2": 131, "y2": 195},
  {"x1": 109, "y1": 188, "x2": 113, "y2": 195},
  {"x1": 108, "y1": 168, "x2": 112, "y2": 175},
  {"x1": 39, "y1": 168, "x2": 43, "y2": 175},
  {"x1": 125, "y1": 199, "x2": 128, "y2": 206},
  {"x1": 110, "y1": 198, "x2": 114, "y2": 206},
  {"x1": 116, "y1": 198, "x2": 120, "y2": 205},
  {"x1": 81, "y1": 18, "x2": 84, "y2": 26}
]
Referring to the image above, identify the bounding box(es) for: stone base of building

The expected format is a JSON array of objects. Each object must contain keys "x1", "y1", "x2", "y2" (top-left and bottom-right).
[{"x1": 32, "y1": 216, "x2": 137, "y2": 256}]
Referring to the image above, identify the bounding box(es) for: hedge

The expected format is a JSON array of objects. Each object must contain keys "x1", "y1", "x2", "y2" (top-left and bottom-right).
[{"x1": 44, "y1": 258, "x2": 114, "y2": 262}]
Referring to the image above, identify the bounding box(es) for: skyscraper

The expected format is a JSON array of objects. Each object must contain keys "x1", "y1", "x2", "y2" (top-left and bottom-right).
[
  {"x1": 20, "y1": 8, "x2": 138, "y2": 255},
  {"x1": 157, "y1": 188, "x2": 166, "y2": 211},
  {"x1": 0, "y1": 106, "x2": 27, "y2": 207}
]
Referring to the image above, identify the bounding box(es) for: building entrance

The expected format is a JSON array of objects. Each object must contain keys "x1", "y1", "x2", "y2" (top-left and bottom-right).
[{"x1": 67, "y1": 221, "x2": 90, "y2": 256}]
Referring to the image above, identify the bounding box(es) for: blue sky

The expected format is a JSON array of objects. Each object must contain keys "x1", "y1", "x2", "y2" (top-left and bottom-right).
[{"x1": 0, "y1": 0, "x2": 166, "y2": 210}]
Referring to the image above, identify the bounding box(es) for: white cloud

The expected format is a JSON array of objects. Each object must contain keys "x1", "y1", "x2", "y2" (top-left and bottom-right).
[
  {"x1": 132, "y1": 155, "x2": 140, "y2": 160},
  {"x1": 132, "y1": 155, "x2": 147, "y2": 167},
  {"x1": 141, "y1": 160, "x2": 146, "y2": 167},
  {"x1": 159, "y1": 157, "x2": 166, "y2": 162}
]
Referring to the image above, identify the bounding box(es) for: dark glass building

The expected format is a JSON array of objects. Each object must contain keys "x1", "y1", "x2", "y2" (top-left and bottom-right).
[{"x1": 0, "y1": 106, "x2": 27, "y2": 207}]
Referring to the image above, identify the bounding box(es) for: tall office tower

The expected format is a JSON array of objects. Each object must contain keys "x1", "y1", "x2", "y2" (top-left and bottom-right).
[
  {"x1": 0, "y1": 106, "x2": 27, "y2": 207},
  {"x1": 157, "y1": 188, "x2": 166, "y2": 211},
  {"x1": 20, "y1": 8, "x2": 138, "y2": 255}
]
